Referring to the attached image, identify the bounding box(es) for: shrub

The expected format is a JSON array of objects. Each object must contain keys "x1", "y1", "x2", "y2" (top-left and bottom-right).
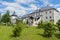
[
  {"x1": 38, "y1": 21, "x2": 45, "y2": 28},
  {"x1": 12, "y1": 20, "x2": 22, "y2": 37},
  {"x1": 43, "y1": 21, "x2": 56, "y2": 37},
  {"x1": 13, "y1": 27, "x2": 22, "y2": 37}
]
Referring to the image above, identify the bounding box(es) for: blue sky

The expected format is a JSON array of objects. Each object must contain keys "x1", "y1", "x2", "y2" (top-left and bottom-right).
[{"x1": 0, "y1": 0, "x2": 60, "y2": 16}]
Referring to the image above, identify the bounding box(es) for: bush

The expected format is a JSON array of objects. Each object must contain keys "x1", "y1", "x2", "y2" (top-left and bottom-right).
[
  {"x1": 43, "y1": 21, "x2": 56, "y2": 37},
  {"x1": 56, "y1": 20, "x2": 60, "y2": 34},
  {"x1": 13, "y1": 27, "x2": 22, "y2": 37},
  {"x1": 12, "y1": 20, "x2": 22, "y2": 37},
  {"x1": 1, "y1": 10, "x2": 11, "y2": 25},
  {"x1": 38, "y1": 21, "x2": 44, "y2": 28}
]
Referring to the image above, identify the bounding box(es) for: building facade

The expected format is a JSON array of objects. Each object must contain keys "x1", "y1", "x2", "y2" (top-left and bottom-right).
[
  {"x1": 23, "y1": 7, "x2": 59, "y2": 26},
  {"x1": 11, "y1": 11, "x2": 18, "y2": 24}
]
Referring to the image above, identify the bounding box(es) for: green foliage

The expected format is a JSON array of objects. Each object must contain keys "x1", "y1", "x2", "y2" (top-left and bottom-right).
[
  {"x1": 0, "y1": 13, "x2": 1, "y2": 22},
  {"x1": 0, "y1": 25, "x2": 60, "y2": 40},
  {"x1": 12, "y1": 20, "x2": 23, "y2": 37},
  {"x1": 1, "y1": 10, "x2": 11, "y2": 24},
  {"x1": 57, "y1": 20, "x2": 60, "y2": 30},
  {"x1": 38, "y1": 21, "x2": 44, "y2": 28},
  {"x1": 56, "y1": 20, "x2": 60, "y2": 34},
  {"x1": 38, "y1": 21, "x2": 57, "y2": 37},
  {"x1": 43, "y1": 21, "x2": 56, "y2": 37},
  {"x1": 13, "y1": 26, "x2": 22, "y2": 37}
]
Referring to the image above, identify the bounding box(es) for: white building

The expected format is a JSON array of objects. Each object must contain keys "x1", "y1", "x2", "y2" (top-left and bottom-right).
[
  {"x1": 11, "y1": 11, "x2": 18, "y2": 24},
  {"x1": 22, "y1": 6, "x2": 59, "y2": 26}
]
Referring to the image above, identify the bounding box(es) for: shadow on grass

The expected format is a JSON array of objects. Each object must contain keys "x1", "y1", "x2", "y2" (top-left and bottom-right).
[
  {"x1": 55, "y1": 34, "x2": 60, "y2": 39},
  {"x1": 25, "y1": 26, "x2": 29, "y2": 28},
  {"x1": 10, "y1": 34, "x2": 20, "y2": 38},
  {"x1": 10, "y1": 35, "x2": 20, "y2": 40},
  {"x1": 10, "y1": 35, "x2": 17, "y2": 38},
  {"x1": 37, "y1": 27, "x2": 43, "y2": 29},
  {"x1": 37, "y1": 33, "x2": 51, "y2": 38}
]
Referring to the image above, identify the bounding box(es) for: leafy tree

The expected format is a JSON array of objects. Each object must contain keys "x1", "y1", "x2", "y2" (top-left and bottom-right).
[
  {"x1": 56, "y1": 20, "x2": 60, "y2": 34},
  {"x1": 43, "y1": 21, "x2": 56, "y2": 37},
  {"x1": 1, "y1": 10, "x2": 11, "y2": 25}
]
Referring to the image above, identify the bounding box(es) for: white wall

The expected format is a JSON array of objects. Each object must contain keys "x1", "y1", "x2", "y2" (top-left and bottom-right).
[
  {"x1": 23, "y1": 9, "x2": 59, "y2": 26},
  {"x1": 40, "y1": 10, "x2": 54, "y2": 22},
  {"x1": 11, "y1": 16, "x2": 17, "y2": 24},
  {"x1": 54, "y1": 10, "x2": 59, "y2": 24}
]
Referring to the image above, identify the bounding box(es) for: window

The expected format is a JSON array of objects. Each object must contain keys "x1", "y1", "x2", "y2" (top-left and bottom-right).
[
  {"x1": 50, "y1": 11, "x2": 51, "y2": 13},
  {"x1": 46, "y1": 17, "x2": 47, "y2": 19},
  {"x1": 50, "y1": 16, "x2": 51, "y2": 18},
  {"x1": 46, "y1": 12, "x2": 47, "y2": 14},
  {"x1": 35, "y1": 19, "x2": 36, "y2": 21},
  {"x1": 37, "y1": 17, "x2": 40, "y2": 20}
]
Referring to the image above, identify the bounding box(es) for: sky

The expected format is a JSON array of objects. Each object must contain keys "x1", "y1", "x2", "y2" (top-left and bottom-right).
[{"x1": 0, "y1": 0, "x2": 60, "y2": 16}]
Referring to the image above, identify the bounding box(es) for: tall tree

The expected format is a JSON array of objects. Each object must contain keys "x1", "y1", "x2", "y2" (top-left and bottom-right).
[
  {"x1": 12, "y1": 20, "x2": 23, "y2": 37},
  {"x1": 57, "y1": 20, "x2": 60, "y2": 34},
  {"x1": 1, "y1": 10, "x2": 11, "y2": 25},
  {"x1": 0, "y1": 13, "x2": 1, "y2": 23}
]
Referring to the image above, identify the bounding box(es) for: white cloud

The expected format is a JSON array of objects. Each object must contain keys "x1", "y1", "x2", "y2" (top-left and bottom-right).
[
  {"x1": 0, "y1": 0, "x2": 60, "y2": 16},
  {"x1": 15, "y1": 0, "x2": 34, "y2": 4},
  {"x1": 30, "y1": 4, "x2": 37, "y2": 10},
  {"x1": 54, "y1": 4, "x2": 60, "y2": 8},
  {"x1": 40, "y1": 0, "x2": 50, "y2": 6},
  {"x1": 57, "y1": 8, "x2": 60, "y2": 12},
  {"x1": 0, "y1": 1, "x2": 38, "y2": 16}
]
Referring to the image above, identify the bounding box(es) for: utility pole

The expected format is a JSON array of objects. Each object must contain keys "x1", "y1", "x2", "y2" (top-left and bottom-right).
[{"x1": 0, "y1": 13, "x2": 1, "y2": 23}]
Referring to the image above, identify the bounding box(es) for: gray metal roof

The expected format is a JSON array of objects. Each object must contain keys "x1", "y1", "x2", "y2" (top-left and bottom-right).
[
  {"x1": 22, "y1": 7, "x2": 59, "y2": 19},
  {"x1": 30, "y1": 7, "x2": 59, "y2": 14},
  {"x1": 11, "y1": 11, "x2": 17, "y2": 17},
  {"x1": 40, "y1": 7, "x2": 59, "y2": 12}
]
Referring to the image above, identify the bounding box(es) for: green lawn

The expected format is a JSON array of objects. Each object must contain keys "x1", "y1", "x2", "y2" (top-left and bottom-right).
[{"x1": 0, "y1": 25, "x2": 60, "y2": 40}]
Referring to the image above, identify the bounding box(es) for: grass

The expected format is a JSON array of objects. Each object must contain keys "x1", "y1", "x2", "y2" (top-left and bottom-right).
[{"x1": 0, "y1": 25, "x2": 60, "y2": 40}]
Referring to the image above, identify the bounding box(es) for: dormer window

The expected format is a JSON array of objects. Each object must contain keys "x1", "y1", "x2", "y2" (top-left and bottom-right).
[
  {"x1": 11, "y1": 11, "x2": 17, "y2": 17},
  {"x1": 46, "y1": 12, "x2": 47, "y2": 14},
  {"x1": 50, "y1": 11, "x2": 51, "y2": 13}
]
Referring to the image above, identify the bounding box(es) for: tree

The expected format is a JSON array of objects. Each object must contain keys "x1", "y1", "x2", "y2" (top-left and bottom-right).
[
  {"x1": 12, "y1": 20, "x2": 23, "y2": 37},
  {"x1": 38, "y1": 21, "x2": 44, "y2": 28},
  {"x1": 56, "y1": 20, "x2": 60, "y2": 34},
  {"x1": 43, "y1": 21, "x2": 55, "y2": 37},
  {"x1": 13, "y1": 26, "x2": 22, "y2": 37},
  {"x1": 1, "y1": 10, "x2": 11, "y2": 25},
  {"x1": 0, "y1": 13, "x2": 1, "y2": 23}
]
